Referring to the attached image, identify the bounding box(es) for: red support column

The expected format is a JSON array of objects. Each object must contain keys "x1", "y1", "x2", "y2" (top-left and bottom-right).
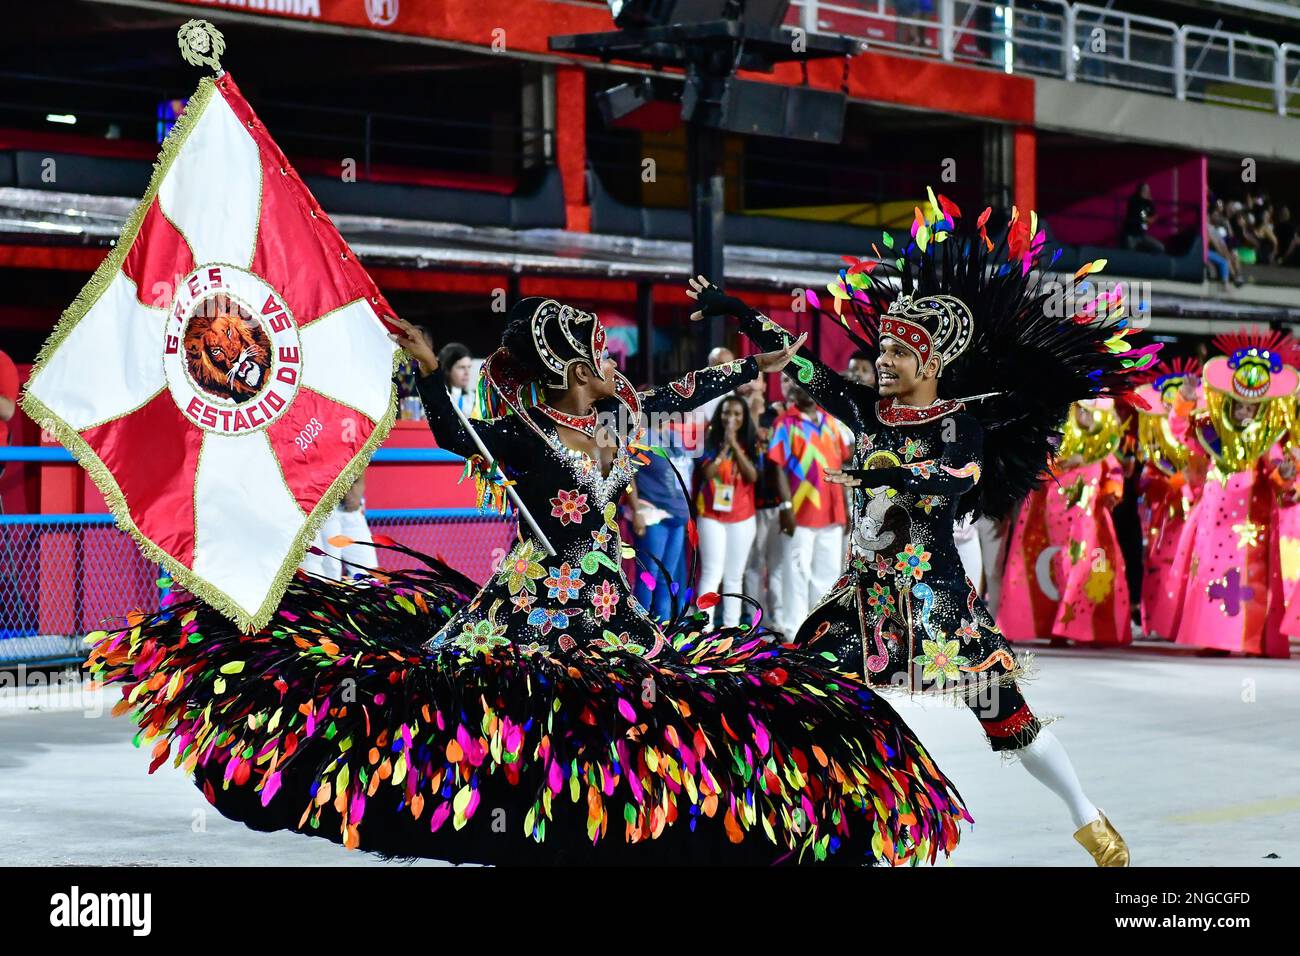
[
  {"x1": 1013, "y1": 125, "x2": 1037, "y2": 213},
  {"x1": 555, "y1": 65, "x2": 591, "y2": 233}
]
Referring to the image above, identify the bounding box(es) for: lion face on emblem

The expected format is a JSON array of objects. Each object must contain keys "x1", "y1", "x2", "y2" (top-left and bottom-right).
[{"x1": 183, "y1": 294, "x2": 272, "y2": 403}]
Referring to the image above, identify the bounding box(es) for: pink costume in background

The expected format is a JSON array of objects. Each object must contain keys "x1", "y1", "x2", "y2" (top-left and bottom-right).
[
  {"x1": 998, "y1": 399, "x2": 1131, "y2": 645},
  {"x1": 1131, "y1": 360, "x2": 1206, "y2": 639},
  {"x1": 1166, "y1": 330, "x2": 1299, "y2": 658}
]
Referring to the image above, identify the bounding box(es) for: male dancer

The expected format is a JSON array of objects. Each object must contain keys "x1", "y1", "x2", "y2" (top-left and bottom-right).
[{"x1": 686, "y1": 202, "x2": 1142, "y2": 865}]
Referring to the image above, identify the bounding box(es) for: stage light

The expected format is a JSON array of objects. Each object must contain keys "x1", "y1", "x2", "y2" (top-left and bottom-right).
[{"x1": 46, "y1": 113, "x2": 76, "y2": 125}]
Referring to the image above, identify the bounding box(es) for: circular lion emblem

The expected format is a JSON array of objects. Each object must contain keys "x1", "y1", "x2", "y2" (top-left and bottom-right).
[
  {"x1": 163, "y1": 265, "x2": 302, "y2": 435},
  {"x1": 183, "y1": 294, "x2": 272, "y2": 403}
]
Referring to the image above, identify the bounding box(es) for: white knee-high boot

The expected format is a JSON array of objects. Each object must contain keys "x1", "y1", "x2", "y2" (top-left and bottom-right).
[
  {"x1": 1015, "y1": 729, "x2": 1099, "y2": 828},
  {"x1": 1015, "y1": 729, "x2": 1130, "y2": 866}
]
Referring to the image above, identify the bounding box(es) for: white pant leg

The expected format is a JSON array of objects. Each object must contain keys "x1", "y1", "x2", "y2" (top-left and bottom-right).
[
  {"x1": 807, "y1": 524, "x2": 845, "y2": 609},
  {"x1": 781, "y1": 525, "x2": 817, "y2": 638},
  {"x1": 955, "y1": 517, "x2": 983, "y2": 588},
  {"x1": 764, "y1": 513, "x2": 785, "y2": 630},
  {"x1": 309, "y1": 510, "x2": 348, "y2": 580},
  {"x1": 719, "y1": 516, "x2": 757, "y2": 627},
  {"x1": 695, "y1": 516, "x2": 728, "y2": 628},
  {"x1": 336, "y1": 509, "x2": 378, "y2": 577},
  {"x1": 744, "y1": 509, "x2": 774, "y2": 609},
  {"x1": 977, "y1": 515, "x2": 1006, "y2": 614}
]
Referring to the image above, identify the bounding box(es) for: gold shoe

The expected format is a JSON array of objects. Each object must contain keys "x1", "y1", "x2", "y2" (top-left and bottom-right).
[{"x1": 1074, "y1": 811, "x2": 1130, "y2": 867}]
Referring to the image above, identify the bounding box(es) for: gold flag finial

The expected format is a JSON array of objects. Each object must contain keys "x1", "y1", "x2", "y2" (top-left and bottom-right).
[{"x1": 177, "y1": 19, "x2": 225, "y2": 73}]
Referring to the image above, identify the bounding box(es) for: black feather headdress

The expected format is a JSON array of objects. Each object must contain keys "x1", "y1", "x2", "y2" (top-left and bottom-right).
[{"x1": 806, "y1": 190, "x2": 1160, "y2": 521}]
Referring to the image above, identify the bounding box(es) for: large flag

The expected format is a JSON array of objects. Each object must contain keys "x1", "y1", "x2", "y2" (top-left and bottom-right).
[{"x1": 22, "y1": 73, "x2": 400, "y2": 630}]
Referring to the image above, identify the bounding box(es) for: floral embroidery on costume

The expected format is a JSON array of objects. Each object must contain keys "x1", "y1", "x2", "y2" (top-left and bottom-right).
[
  {"x1": 591, "y1": 630, "x2": 647, "y2": 655},
  {"x1": 591, "y1": 580, "x2": 620, "y2": 621},
  {"x1": 453, "y1": 602, "x2": 510, "y2": 652},
  {"x1": 503, "y1": 541, "x2": 547, "y2": 595},
  {"x1": 864, "y1": 583, "x2": 896, "y2": 618},
  {"x1": 527, "y1": 606, "x2": 582, "y2": 634},
  {"x1": 895, "y1": 544, "x2": 932, "y2": 581},
  {"x1": 913, "y1": 639, "x2": 970, "y2": 682},
  {"x1": 550, "y1": 488, "x2": 590, "y2": 525},
  {"x1": 543, "y1": 563, "x2": 584, "y2": 603}
]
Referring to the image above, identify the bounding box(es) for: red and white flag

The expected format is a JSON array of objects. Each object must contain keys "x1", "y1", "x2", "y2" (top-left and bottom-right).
[{"x1": 23, "y1": 74, "x2": 400, "y2": 630}]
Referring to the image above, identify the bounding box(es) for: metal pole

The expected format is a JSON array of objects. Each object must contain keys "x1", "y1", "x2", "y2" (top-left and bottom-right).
[
  {"x1": 940, "y1": 0, "x2": 955, "y2": 63},
  {"x1": 688, "y1": 118, "x2": 726, "y2": 366},
  {"x1": 444, "y1": 388, "x2": 556, "y2": 556},
  {"x1": 1065, "y1": 5, "x2": 1076, "y2": 82},
  {"x1": 1276, "y1": 45, "x2": 1288, "y2": 116},
  {"x1": 635, "y1": 280, "x2": 655, "y2": 387}
]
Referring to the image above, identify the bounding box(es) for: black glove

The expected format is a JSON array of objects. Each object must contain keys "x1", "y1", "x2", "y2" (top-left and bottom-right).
[{"x1": 694, "y1": 284, "x2": 755, "y2": 320}]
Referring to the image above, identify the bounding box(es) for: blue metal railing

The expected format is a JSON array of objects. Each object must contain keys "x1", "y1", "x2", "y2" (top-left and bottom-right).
[{"x1": 0, "y1": 444, "x2": 512, "y2": 667}]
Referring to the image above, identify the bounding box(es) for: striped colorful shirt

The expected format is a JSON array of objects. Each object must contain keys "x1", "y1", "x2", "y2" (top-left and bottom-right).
[{"x1": 767, "y1": 406, "x2": 851, "y2": 528}]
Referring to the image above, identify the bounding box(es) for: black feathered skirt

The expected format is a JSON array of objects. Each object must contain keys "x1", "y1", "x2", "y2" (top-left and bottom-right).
[{"x1": 86, "y1": 557, "x2": 970, "y2": 866}]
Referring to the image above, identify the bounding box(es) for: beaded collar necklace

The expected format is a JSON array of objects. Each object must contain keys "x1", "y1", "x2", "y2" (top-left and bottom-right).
[{"x1": 537, "y1": 403, "x2": 598, "y2": 438}]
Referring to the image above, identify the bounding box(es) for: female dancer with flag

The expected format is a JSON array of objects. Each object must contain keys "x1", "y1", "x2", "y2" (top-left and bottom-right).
[{"x1": 85, "y1": 295, "x2": 970, "y2": 865}]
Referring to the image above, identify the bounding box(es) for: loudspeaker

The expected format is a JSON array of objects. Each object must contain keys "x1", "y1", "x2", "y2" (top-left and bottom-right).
[{"x1": 685, "y1": 76, "x2": 844, "y2": 142}]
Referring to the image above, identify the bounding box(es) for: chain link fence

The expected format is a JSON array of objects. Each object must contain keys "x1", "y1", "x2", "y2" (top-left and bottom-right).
[{"x1": 0, "y1": 509, "x2": 517, "y2": 667}]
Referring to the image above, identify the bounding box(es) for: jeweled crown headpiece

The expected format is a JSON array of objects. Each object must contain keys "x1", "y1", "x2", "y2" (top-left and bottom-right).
[
  {"x1": 527, "y1": 298, "x2": 608, "y2": 389},
  {"x1": 879, "y1": 292, "x2": 975, "y2": 375}
]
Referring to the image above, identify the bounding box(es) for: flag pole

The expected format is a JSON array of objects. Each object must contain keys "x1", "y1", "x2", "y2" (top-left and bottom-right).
[{"x1": 444, "y1": 389, "x2": 556, "y2": 557}]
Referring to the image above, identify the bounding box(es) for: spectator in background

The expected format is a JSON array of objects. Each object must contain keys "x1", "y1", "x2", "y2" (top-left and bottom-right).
[
  {"x1": 437, "y1": 341, "x2": 479, "y2": 419},
  {"x1": 1122, "y1": 182, "x2": 1164, "y2": 254},
  {"x1": 694, "y1": 396, "x2": 760, "y2": 628},
  {"x1": 1276, "y1": 205, "x2": 1300, "y2": 266},
  {"x1": 744, "y1": 405, "x2": 785, "y2": 636},
  {"x1": 1206, "y1": 199, "x2": 1245, "y2": 287},
  {"x1": 694, "y1": 345, "x2": 737, "y2": 426},
  {"x1": 1255, "y1": 206, "x2": 1279, "y2": 264},
  {"x1": 0, "y1": 347, "x2": 18, "y2": 511},
  {"x1": 768, "y1": 383, "x2": 851, "y2": 641},
  {"x1": 846, "y1": 351, "x2": 877, "y2": 389},
  {"x1": 628, "y1": 418, "x2": 692, "y2": 621},
  {"x1": 736, "y1": 373, "x2": 770, "y2": 424},
  {"x1": 302, "y1": 473, "x2": 378, "y2": 581},
  {"x1": 1231, "y1": 211, "x2": 1261, "y2": 265}
]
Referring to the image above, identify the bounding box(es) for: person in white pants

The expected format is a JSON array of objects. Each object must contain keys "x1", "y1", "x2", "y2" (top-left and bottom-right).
[
  {"x1": 779, "y1": 523, "x2": 844, "y2": 637},
  {"x1": 745, "y1": 506, "x2": 786, "y2": 631},
  {"x1": 954, "y1": 514, "x2": 983, "y2": 589},
  {"x1": 765, "y1": 386, "x2": 852, "y2": 640},
  {"x1": 301, "y1": 475, "x2": 378, "y2": 581},
  {"x1": 695, "y1": 396, "x2": 761, "y2": 628},
  {"x1": 977, "y1": 513, "x2": 1009, "y2": 615},
  {"x1": 742, "y1": 405, "x2": 785, "y2": 633}
]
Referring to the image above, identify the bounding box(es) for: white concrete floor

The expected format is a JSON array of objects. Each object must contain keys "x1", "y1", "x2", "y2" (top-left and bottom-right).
[{"x1": 1, "y1": 645, "x2": 1297, "y2": 866}]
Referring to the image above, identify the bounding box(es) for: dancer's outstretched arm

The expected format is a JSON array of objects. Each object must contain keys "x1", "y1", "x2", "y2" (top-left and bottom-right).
[
  {"x1": 686, "y1": 276, "x2": 873, "y2": 433},
  {"x1": 633, "y1": 333, "x2": 810, "y2": 416},
  {"x1": 390, "y1": 318, "x2": 521, "y2": 461},
  {"x1": 828, "y1": 416, "x2": 984, "y2": 498}
]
